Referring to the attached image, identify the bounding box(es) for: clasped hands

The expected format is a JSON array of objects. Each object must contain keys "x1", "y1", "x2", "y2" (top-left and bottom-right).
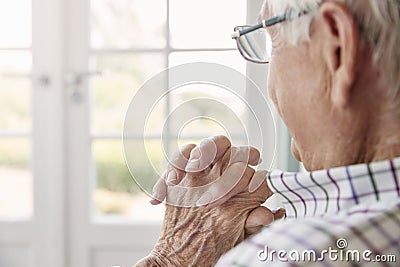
[{"x1": 136, "y1": 135, "x2": 285, "y2": 267}]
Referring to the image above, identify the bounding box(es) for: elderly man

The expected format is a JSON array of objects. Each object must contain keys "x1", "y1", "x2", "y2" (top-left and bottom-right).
[{"x1": 137, "y1": 0, "x2": 400, "y2": 266}]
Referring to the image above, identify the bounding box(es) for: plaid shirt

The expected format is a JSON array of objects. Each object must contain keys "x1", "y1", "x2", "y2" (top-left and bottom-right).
[{"x1": 216, "y1": 157, "x2": 400, "y2": 266}]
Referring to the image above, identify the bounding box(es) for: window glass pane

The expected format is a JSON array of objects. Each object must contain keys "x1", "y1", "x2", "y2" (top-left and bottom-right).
[
  {"x1": 89, "y1": 53, "x2": 165, "y2": 135},
  {"x1": 169, "y1": 0, "x2": 246, "y2": 48},
  {"x1": 168, "y1": 51, "x2": 247, "y2": 139},
  {"x1": 177, "y1": 116, "x2": 230, "y2": 138},
  {"x1": 0, "y1": 138, "x2": 33, "y2": 219},
  {"x1": 169, "y1": 51, "x2": 246, "y2": 75},
  {"x1": 0, "y1": 0, "x2": 31, "y2": 48},
  {"x1": 0, "y1": 51, "x2": 32, "y2": 74},
  {"x1": 0, "y1": 48, "x2": 32, "y2": 219},
  {"x1": 167, "y1": 83, "x2": 247, "y2": 139},
  {"x1": 91, "y1": 0, "x2": 166, "y2": 49},
  {"x1": 92, "y1": 139, "x2": 164, "y2": 221},
  {"x1": 0, "y1": 77, "x2": 31, "y2": 132}
]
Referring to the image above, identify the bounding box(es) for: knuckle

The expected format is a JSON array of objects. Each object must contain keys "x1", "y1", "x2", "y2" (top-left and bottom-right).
[
  {"x1": 179, "y1": 143, "x2": 196, "y2": 156},
  {"x1": 231, "y1": 146, "x2": 253, "y2": 163},
  {"x1": 212, "y1": 134, "x2": 230, "y2": 144},
  {"x1": 200, "y1": 137, "x2": 212, "y2": 145},
  {"x1": 169, "y1": 143, "x2": 196, "y2": 170}
]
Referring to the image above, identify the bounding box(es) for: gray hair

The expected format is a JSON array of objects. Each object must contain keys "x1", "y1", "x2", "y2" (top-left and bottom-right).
[{"x1": 263, "y1": 0, "x2": 400, "y2": 112}]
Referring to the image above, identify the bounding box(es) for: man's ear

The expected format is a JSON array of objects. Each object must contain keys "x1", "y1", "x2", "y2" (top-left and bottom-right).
[{"x1": 319, "y1": 1, "x2": 359, "y2": 108}]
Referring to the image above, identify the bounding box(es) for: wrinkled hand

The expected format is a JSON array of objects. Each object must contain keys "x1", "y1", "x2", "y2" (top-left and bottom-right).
[
  {"x1": 136, "y1": 136, "x2": 285, "y2": 266},
  {"x1": 150, "y1": 135, "x2": 285, "y2": 236},
  {"x1": 137, "y1": 153, "x2": 270, "y2": 266}
]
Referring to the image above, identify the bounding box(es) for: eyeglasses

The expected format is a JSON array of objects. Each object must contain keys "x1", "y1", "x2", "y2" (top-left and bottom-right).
[{"x1": 231, "y1": 12, "x2": 308, "y2": 64}]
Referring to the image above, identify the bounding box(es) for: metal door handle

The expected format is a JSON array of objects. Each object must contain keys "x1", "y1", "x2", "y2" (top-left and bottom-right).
[
  {"x1": 64, "y1": 71, "x2": 102, "y2": 104},
  {"x1": 64, "y1": 71, "x2": 102, "y2": 86}
]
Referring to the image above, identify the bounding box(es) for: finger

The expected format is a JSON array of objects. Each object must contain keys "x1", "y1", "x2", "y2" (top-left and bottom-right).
[
  {"x1": 208, "y1": 169, "x2": 270, "y2": 208},
  {"x1": 273, "y1": 208, "x2": 286, "y2": 220},
  {"x1": 150, "y1": 171, "x2": 168, "y2": 205},
  {"x1": 150, "y1": 143, "x2": 196, "y2": 204},
  {"x1": 165, "y1": 143, "x2": 196, "y2": 185},
  {"x1": 211, "y1": 146, "x2": 261, "y2": 175},
  {"x1": 216, "y1": 146, "x2": 261, "y2": 174},
  {"x1": 229, "y1": 146, "x2": 261, "y2": 166},
  {"x1": 248, "y1": 169, "x2": 268, "y2": 193},
  {"x1": 185, "y1": 135, "x2": 231, "y2": 173},
  {"x1": 248, "y1": 173, "x2": 273, "y2": 201},
  {"x1": 196, "y1": 163, "x2": 255, "y2": 208},
  {"x1": 245, "y1": 206, "x2": 275, "y2": 236}
]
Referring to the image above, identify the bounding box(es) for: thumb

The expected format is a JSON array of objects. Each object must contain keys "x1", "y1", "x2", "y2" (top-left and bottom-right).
[{"x1": 244, "y1": 206, "x2": 274, "y2": 237}]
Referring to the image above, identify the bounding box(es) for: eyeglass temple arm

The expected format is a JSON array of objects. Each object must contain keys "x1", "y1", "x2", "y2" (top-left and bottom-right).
[{"x1": 231, "y1": 14, "x2": 287, "y2": 39}]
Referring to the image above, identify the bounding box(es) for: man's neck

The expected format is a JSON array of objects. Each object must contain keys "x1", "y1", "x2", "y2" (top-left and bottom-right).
[
  {"x1": 307, "y1": 121, "x2": 400, "y2": 171},
  {"x1": 361, "y1": 119, "x2": 400, "y2": 163},
  {"x1": 369, "y1": 135, "x2": 400, "y2": 162}
]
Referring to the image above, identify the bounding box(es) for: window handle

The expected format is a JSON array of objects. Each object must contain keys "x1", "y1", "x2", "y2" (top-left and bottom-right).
[
  {"x1": 64, "y1": 71, "x2": 102, "y2": 104},
  {"x1": 64, "y1": 71, "x2": 102, "y2": 86}
]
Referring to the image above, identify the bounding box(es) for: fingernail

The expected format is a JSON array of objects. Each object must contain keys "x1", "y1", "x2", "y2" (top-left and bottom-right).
[
  {"x1": 196, "y1": 192, "x2": 213, "y2": 207},
  {"x1": 249, "y1": 170, "x2": 268, "y2": 193},
  {"x1": 166, "y1": 170, "x2": 177, "y2": 185},
  {"x1": 151, "y1": 192, "x2": 163, "y2": 203}
]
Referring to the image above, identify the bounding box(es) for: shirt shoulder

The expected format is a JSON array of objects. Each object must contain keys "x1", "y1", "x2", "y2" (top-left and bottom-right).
[{"x1": 216, "y1": 202, "x2": 400, "y2": 267}]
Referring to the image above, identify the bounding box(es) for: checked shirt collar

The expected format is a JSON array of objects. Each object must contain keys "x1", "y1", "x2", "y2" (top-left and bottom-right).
[{"x1": 267, "y1": 157, "x2": 400, "y2": 218}]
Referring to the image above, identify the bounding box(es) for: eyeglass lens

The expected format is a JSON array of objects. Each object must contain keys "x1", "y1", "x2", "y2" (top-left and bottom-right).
[{"x1": 236, "y1": 26, "x2": 272, "y2": 63}]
